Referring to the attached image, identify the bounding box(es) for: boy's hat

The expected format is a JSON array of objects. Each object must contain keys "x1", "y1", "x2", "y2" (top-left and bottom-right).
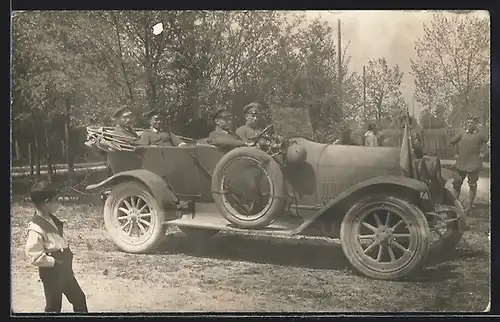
[{"x1": 30, "y1": 181, "x2": 58, "y2": 204}]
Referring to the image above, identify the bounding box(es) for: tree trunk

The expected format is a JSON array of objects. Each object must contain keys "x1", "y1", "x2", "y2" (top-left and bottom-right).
[
  {"x1": 30, "y1": 110, "x2": 41, "y2": 177},
  {"x1": 65, "y1": 98, "x2": 74, "y2": 181},
  {"x1": 43, "y1": 104, "x2": 54, "y2": 182},
  {"x1": 14, "y1": 140, "x2": 20, "y2": 161},
  {"x1": 28, "y1": 143, "x2": 34, "y2": 177}
]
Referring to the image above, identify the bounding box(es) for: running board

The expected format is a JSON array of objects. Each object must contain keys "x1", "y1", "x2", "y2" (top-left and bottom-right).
[{"x1": 167, "y1": 211, "x2": 304, "y2": 237}]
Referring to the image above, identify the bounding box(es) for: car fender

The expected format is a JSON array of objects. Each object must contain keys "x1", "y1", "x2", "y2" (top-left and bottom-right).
[
  {"x1": 293, "y1": 175, "x2": 429, "y2": 234},
  {"x1": 86, "y1": 169, "x2": 179, "y2": 212}
]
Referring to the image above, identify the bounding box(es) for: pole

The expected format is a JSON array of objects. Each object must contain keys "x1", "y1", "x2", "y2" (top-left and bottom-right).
[
  {"x1": 65, "y1": 98, "x2": 74, "y2": 181},
  {"x1": 363, "y1": 65, "x2": 366, "y2": 119},
  {"x1": 337, "y1": 19, "x2": 342, "y2": 112}
]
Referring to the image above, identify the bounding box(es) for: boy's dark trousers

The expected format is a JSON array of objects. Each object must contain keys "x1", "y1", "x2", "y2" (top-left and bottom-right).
[{"x1": 38, "y1": 248, "x2": 88, "y2": 313}]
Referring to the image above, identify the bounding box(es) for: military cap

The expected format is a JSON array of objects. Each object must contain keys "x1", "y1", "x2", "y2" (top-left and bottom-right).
[
  {"x1": 112, "y1": 107, "x2": 132, "y2": 119},
  {"x1": 243, "y1": 102, "x2": 262, "y2": 114},
  {"x1": 143, "y1": 108, "x2": 168, "y2": 119},
  {"x1": 30, "y1": 181, "x2": 58, "y2": 204},
  {"x1": 212, "y1": 107, "x2": 231, "y2": 120}
]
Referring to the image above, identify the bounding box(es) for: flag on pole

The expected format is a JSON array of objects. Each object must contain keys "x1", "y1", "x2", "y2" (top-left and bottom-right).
[{"x1": 400, "y1": 112, "x2": 417, "y2": 178}]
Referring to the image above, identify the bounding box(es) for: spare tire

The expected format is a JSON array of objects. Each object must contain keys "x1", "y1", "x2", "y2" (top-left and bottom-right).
[{"x1": 211, "y1": 147, "x2": 287, "y2": 229}]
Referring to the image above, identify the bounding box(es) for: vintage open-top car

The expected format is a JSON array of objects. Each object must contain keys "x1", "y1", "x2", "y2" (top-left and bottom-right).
[{"x1": 85, "y1": 106, "x2": 466, "y2": 281}]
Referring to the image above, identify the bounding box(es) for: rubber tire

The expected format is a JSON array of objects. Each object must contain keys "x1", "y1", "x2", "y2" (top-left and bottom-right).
[
  {"x1": 211, "y1": 147, "x2": 286, "y2": 229},
  {"x1": 340, "y1": 195, "x2": 431, "y2": 280},
  {"x1": 104, "y1": 181, "x2": 167, "y2": 254},
  {"x1": 178, "y1": 227, "x2": 219, "y2": 239}
]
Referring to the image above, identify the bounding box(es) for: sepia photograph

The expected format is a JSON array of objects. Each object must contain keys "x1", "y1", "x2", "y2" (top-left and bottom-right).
[{"x1": 10, "y1": 9, "x2": 490, "y2": 313}]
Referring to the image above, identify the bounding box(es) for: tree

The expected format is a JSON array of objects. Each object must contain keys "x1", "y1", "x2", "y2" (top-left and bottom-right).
[
  {"x1": 419, "y1": 109, "x2": 447, "y2": 129},
  {"x1": 411, "y1": 13, "x2": 490, "y2": 127},
  {"x1": 363, "y1": 58, "x2": 407, "y2": 123}
]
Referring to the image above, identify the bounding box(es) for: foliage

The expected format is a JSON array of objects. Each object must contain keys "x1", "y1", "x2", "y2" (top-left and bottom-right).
[
  {"x1": 419, "y1": 109, "x2": 447, "y2": 129},
  {"x1": 411, "y1": 13, "x2": 490, "y2": 127},
  {"x1": 11, "y1": 10, "x2": 411, "y2": 166},
  {"x1": 362, "y1": 58, "x2": 407, "y2": 123}
]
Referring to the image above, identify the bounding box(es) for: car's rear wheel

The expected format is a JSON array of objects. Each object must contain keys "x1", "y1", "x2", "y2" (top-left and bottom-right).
[
  {"x1": 104, "y1": 181, "x2": 167, "y2": 253},
  {"x1": 340, "y1": 195, "x2": 430, "y2": 280},
  {"x1": 178, "y1": 227, "x2": 219, "y2": 239},
  {"x1": 212, "y1": 147, "x2": 286, "y2": 229}
]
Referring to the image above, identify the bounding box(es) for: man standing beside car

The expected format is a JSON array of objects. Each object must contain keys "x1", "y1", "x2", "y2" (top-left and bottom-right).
[
  {"x1": 236, "y1": 102, "x2": 263, "y2": 143},
  {"x1": 449, "y1": 115, "x2": 489, "y2": 211}
]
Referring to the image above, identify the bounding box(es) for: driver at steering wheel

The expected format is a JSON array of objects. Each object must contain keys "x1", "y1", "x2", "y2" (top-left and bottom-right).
[
  {"x1": 208, "y1": 108, "x2": 252, "y2": 152},
  {"x1": 236, "y1": 102, "x2": 263, "y2": 143}
]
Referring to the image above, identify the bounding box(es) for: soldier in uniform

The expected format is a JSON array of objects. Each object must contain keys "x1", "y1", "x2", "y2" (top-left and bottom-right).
[
  {"x1": 96, "y1": 107, "x2": 139, "y2": 177},
  {"x1": 209, "y1": 108, "x2": 265, "y2": 213},
  {"x1": 25, "y1": 181, "x2": 88, "y2": 313},
  {"x1": 450, "y1": 115, "x2": 489, "y2": 211},
  {"x1": 208, "y1": 108, "x2": 251, "y2": 152},
  {"x1": 111, "y1": 107, "x2": 140, "y2": 140},
  {"x1": 136, "y1": 108, "x2": 185, "y2": 147},
  {"x1": 236, "y1": 102, "x2": 263, "y2": 143}
]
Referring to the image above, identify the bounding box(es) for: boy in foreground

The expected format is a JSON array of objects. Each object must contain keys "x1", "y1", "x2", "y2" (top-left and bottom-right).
[{"x1": 25, "y1": 181, "x2": 88, "y2": 313}]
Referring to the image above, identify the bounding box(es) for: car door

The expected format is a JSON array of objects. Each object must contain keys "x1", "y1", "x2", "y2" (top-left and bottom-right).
[
  {"x1": 192, "y1": 143, "x2": 226, "y2": 202},
  {"x1": 140, "y1": 146, "x2": 201, "y2": 198}
]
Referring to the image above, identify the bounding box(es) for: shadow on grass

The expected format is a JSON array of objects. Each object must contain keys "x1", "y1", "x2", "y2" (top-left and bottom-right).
[
  {"x1": 154, "y1": 232, "x2": 475, "y2": 282},
  {"x1": 415, "y1": 247, "x2": 489, "y2": 283},
  {"x1": 406, "y1": 263, "x2": 462, "y2": 283},
  {"x1": 156, "y1": 232, "x2": 353, "y2": 272}
]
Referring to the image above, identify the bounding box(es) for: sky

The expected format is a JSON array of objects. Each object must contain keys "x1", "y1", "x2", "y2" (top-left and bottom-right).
[{"x1": 300, "y1": 10, "x2": 490, "y2": 118}]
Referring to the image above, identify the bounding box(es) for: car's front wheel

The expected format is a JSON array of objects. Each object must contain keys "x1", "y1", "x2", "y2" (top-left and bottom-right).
[
  {"x1": 340, "y1": 195, "x2": 430, "y2": 280},
  {"x1": 104, "y1": 181, "x2": 167, "y2": 253}
]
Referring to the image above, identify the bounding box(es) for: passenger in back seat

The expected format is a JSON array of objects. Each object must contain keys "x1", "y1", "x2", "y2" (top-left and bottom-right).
[{"x1": 136, "y1": 109, "x2": 185, "y2": 147}]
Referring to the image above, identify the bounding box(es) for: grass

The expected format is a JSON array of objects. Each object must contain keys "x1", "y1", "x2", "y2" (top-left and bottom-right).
[{"x1": 10, "y1": 196, "x2": 490, "y2": 312}]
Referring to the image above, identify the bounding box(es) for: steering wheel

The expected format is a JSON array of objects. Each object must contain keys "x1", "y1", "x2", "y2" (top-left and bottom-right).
[{"x1": 252, "y1": 123, "x2": 274, "y2": 146}]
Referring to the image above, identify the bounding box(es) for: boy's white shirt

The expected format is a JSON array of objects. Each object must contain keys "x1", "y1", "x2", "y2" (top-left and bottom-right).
[{"x1": 25, "y1": 213, "x2": 69, "y2": 268}]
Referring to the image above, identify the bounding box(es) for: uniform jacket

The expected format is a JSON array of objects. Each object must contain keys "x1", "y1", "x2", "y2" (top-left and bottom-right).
[
  {"x1": 450, "y1": 129, "x2": 488, "y2": 172},
  {"x1": 208, "y1": 127, "x2": 246, "y2": 151},
  {"x1": 136, "y1": 128, "x2": 183, "y2": 146},
  {"x1": 236, "y1": 124, "x2": 262, "y2": 143},
  {"x1": 113, "y1": 125, "x2": 140, "y2": 140}
]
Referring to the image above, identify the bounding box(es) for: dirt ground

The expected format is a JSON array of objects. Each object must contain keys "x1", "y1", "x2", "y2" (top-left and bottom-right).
[{"x1": 10, "y1": 180, "x2": 490, "y2": 313}]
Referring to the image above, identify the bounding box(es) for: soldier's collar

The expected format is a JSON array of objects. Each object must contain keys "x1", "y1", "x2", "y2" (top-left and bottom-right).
[{"x1": 217, "y1": 127, "x2": 231, "y2": 135}]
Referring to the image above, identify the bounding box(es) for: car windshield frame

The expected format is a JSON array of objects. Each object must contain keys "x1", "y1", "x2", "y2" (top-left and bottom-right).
[{"x1": 268, "y1": 105, "x2": 315, "y2": 140}]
